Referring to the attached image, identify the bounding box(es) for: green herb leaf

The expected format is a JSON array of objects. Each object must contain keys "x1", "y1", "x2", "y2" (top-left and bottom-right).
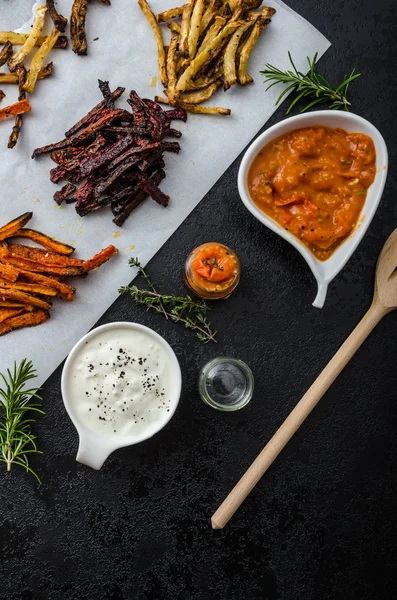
[
  {"x1": 261, "y1": 52, "x2": 360, "y2": 114},
  {"x1": 0, "y1": 359, "x2": 44, "y2": 482},
  {"x1": 120, "y1": 259, "x2": 217, "y2": 343}
]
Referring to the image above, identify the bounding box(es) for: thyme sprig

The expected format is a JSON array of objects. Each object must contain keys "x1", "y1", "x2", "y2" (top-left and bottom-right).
[
  {"x1": 119, "y1": 258, "x2": 217, "y2": 343},
  {"x1": 0, "y1": 359, "x2": 44, "y2": 482},
  {"x1": 261, "y1": 52, "x2": 361, "y2": 114}
]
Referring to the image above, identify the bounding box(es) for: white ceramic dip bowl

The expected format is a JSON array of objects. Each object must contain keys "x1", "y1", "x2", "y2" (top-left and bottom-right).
[
  {"x1": 61, "y1": 322, "x2": 182, "y2": 470},
  {"x1": 238, "y1": 111, "x2": 388, "y2": 308}
]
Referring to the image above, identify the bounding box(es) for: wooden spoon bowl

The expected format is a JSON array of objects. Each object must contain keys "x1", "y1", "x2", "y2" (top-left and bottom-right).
[{"x1": 375, "y1": 228, "x2": 397, "y2": 310}]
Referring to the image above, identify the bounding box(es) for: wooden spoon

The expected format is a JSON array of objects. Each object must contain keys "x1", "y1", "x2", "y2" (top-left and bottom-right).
[{"x1": 211, "y1": 229, "x2": 397, "y2": 529}]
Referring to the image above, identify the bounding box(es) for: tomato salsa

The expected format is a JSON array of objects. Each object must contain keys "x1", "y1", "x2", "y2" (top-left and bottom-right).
[
  {"x1": 185, "y1": 242, "x2": 240, "y2": 299},
  {"x1": 247, "y1": 126, "x2": 376, "y2": 260}
]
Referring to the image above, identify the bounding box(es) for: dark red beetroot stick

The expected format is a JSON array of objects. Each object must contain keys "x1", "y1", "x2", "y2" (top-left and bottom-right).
[
  {"x1": 127, "y1": 91, "x2": 147, "y2": 126},
  {"x1": 54, "y1": 184, "x2": 77, "y2": 205},
  {"x1": 165, "y1": 108, "x2": 187, "y2": 122},
  {"x1": 64, "y1": 87, "x2": 125, "y2": 137},
  {"x1": 102, "y1": 125, "x2": 147, "y2": 136},
  {"x1": 161, "y1": 141, "x2": 180, "y2": 153},
  {"x1": 34, "y1": 83, "x2": 184, "y2": 225},
  {"x1": 93, "y1": 155, "x2": 141, "y2": 199},
  {"x1": 106, "y1": 142, "x2": 161, "y2": 171},
  {"x1": 78, "y1": 134, "x2": 136, "y2": 179},
  {"x1": 50, "y1": 135, "x2": 106, "y2": 183},
  {"x1": 74, "y1": 178, "x2": 96, "y2": 208},
  {"x1": 50, "y1": 146, "x2": 85, "y2": 164},
  {"x1": 113, "y1": 170, "x2": 166, "y2": 227},
  {"x1": 137, "y1": 176, "x2": 169, "y2": 207},
  {"x1": 32, "y1": 108, "x2": 128, "y2": 158}
]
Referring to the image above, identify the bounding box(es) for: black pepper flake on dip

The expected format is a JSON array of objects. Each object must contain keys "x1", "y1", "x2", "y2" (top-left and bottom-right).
[{"x1": 32, "y1": 81, "x2": 186, "y2": 226}]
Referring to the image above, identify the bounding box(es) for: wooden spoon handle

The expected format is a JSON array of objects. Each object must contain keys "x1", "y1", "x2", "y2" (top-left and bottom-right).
[{"x1": 211, "y1": 301, "x2": 388, "y2": 529}]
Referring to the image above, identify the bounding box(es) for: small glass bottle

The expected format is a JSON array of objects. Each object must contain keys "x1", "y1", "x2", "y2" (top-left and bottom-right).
[
  {"x1": 198, "y1": 357, "x2": 254, "y2": 411},
  {"x1": 185, "y1": 242, "x2": 240, "y2": 300}
]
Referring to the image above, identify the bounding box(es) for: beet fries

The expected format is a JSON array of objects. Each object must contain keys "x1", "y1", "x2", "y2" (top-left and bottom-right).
[
  {"x1": 32, "y1": 81, "x2": 186, "y2": 226},
  {"x1": 0, "y1": 212, "x2": 118, "y2": 336}
]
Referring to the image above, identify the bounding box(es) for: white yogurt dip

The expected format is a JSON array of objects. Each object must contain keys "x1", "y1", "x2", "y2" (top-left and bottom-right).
[{"x1": 66, "y1": 326, "x2": 173, "y2": 439}]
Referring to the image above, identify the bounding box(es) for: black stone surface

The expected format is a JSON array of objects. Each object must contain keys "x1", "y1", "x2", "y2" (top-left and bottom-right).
[{"x1": 1, "y1": 1, "x2": 397, "y2": 598}]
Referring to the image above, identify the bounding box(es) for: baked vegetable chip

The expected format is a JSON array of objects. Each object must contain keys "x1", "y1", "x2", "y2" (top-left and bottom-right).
[
  {"x1": 0, "y1": 213, "x2": 32, "y2": 241},
  {"x1": 10, "y1": 228, "x2": 75, "y2": 255},
  {"x1": 0, "y1": 98, "x2": 31, "y2": 121},
  {"x1": 143, "y1": 0, "x2": 275, "y2": 115},
  {"x1": 237, "y1": 9, "x2": 274, "y2": 84},
  {"x1": 71, "y1": 0, "x2": 88, "y2": 55},
  {"x1": 0, "y1": 307, "x2": 24, "y2": 323},
  {"x1": 223, "y1": 20, "x2": 254, "y2": 89},
  {"x1": 24, "y1": 27, "x2": 60, "y2": 93},
  {"x1": 8, "y1": 5, "x2": 47, "y2": 72},
  {"x1": 0, "y1": 309, "x2": 49, "y2": 337},
  {"x1": 138, "y1": 0, "x2": 168, "y2": 86},
  {"x1": 0, "y1": 32, "x2": 67, "y2": 48},
  {"x1": 156, "y1": 6, "x2": 184, "y2": 22}
]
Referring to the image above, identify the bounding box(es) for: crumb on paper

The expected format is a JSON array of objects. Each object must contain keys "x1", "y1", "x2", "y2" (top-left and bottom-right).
[
  {"x1": 129, "y1": 245, "x2": 135, "y2": 251},
  {"x1": 190, "y1": 160, "x2": 195, "y2": 166},
  {"x1": 35, "y1": 199, "x2": 41, "y2": 203},
  {"x1": 93, "y1": 37, "x2": 99, "y2": 41},
  {"x1": 112, "y1": 231, "x2": 121, "y2": 239},
  {"x1": 149, "y1": 76, "x2": 158, "y2": 87},
  {"x1": 58, "y1": 205, "x2": 64, "y2": 211}
]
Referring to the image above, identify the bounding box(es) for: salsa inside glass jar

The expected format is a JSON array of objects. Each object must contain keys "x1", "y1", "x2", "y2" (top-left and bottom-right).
[{"x1": 185, "y1": 243, "x2": 240, "y2": 300}]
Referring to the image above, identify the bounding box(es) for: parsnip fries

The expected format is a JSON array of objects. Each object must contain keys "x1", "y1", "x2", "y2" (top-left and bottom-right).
[
  {"x1": 138, "y1": 0, "x2": 276, "y2": 115},
  {"x1": 0, "y1": 4, "x2": 68, "y2": 147}
]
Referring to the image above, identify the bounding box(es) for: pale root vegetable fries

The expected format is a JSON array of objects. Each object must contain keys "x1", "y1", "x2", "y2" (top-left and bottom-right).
[
  {"x1": 0, "y1": 213, "x2": 118, "y2": 337},
  {"x1": 139, "y1": 0, "x2": 276, "y2": 115},
  {"x1": 8, "y1": 5, "x2": 47, "y2": 72},
  {"x1": 23, "y1": 27, "x2": 60, "y2": 93},
  {"x1": 0, "y1": 65, "x2": 53, "y2": 85},
  {"x1": 223, "y1": 19, "x2": 255, "y2": 89},
  {"x1": 0, "y1": 32, "x2": 67, "y2": 48},
  {"x1": 188, "y1": 0, "x2": 206, "y2": 59},
  {"x1": 138, "y1": 0, "x2": 168, "y2": 86},
  {"x1": 156, "y1": 6, "x2": 184, "y2": 22},
  {"x1": 179, "y1": 0, "x2": 194, "y2": 57},
  {"x1": 238, "y1": 11, "x2": 272, "y2": 84},
  {"x1": 0, "y1": 3, "x2": 68, "y2": 147}
]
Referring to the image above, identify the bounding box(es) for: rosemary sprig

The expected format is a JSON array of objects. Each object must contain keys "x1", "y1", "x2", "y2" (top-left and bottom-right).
[
  {"x1": 261, "y1": 52, "x2": 361, "y2": 114},
  {"x1": 0, "y1": 359, "x2": 44, "y2": 482},
  {"x1": 119, "y1": 258, "x2": 217, "y2": 343}
]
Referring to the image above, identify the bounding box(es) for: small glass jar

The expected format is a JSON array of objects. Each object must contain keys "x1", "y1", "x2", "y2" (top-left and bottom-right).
[
  {"x1": 185, "y1": 242, "x2": 240, "y2": 300},
  {"x1": 198, "y1": 357, "x2": 254, "y2": 411}
]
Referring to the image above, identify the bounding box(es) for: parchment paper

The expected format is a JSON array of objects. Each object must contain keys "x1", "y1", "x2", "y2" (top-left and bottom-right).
[{"x1": 0, "y1": 0, "x2": 330, "y2": 385}]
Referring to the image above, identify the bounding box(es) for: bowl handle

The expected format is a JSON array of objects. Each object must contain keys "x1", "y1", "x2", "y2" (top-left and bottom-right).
[
  {"x1": 76, "y1": 432, "x2": 113, "y2": 470},
  {"x1": 312, "y1": 282, "x2": 328, "y2": 309}
]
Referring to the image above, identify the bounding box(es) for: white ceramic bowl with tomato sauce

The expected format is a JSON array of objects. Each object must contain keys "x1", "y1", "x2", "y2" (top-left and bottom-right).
[{"x1": 238, "y1": 111, "x2": 388, "y2": 308}]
